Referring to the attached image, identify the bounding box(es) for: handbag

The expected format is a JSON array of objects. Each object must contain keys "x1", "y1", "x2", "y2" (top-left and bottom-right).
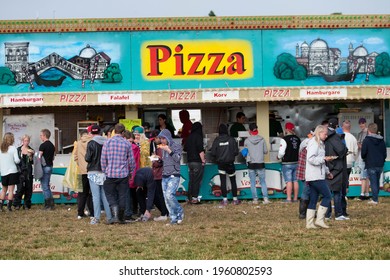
[{"x1": 241, "y1": 147, "x2": 248, "y2": 157}]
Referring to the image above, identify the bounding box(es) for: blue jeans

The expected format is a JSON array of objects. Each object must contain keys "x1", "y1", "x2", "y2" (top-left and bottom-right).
[
  {"x1": 40, "y1": 165, "x2": 53, "y2": 199},
  {"x1": 162, "y1": 176, "x2": 183, "y2": 224},
  {"x1": 89, "y1": 178, "x2": 112, "y2": 222},
  {"x1": 327, "y1": 190, "x2": 343, "y2": 218},
  {"x1": 367, "y1": 167, "x2": 383, "y2": 202},
  {"x1": 300, "y1": 181, "x2": 311, "y2": 200},
  {"x1": 248, "y1": 168, "x2": 268, "y2": 199},
  {"x1": 282, "y1": 164, "x2": 298, "y2": 182},
  {"x1": 307, "y1": 180, "x2": 332, "y2": 210}
]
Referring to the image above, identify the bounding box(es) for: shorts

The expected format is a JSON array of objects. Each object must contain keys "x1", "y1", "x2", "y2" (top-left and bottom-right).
[
  {"x1": 282, "y1": 164, "x2": 298, "y2": 183},
  {"x1": 358, "y1": 161, "x2": 368, "y2": 179},
  {"x1": 1, "y1": 172, "x2": 20, "y2": 186}
]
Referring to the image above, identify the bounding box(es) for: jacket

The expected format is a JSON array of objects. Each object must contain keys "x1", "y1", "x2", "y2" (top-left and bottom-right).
[
  {"x1": 85, "y1": 135, "x2": 107, "y2": 172},
  {"x1": 211, "y1": 124, "x2": 238, "y2": 164},
  {"x1": 325, "y1": 128, "x2": 348, "y2": 191},
  {"x1": 361, "y1": 134, "x2": 387, "y2": 169},
  {"x1": 305, "y1": 138, "x2": 329, "y2": 182},
  {"x1": 74, "y1": 134, "x2": 92, "y2": 174},
  {"x1": 244, "y1": 134, "x2": 268, "y2": 164},
  {"x1": 158, "y1": 129, "x2": 182, "y2": 176},
  {"x1": 184, "y1": 122, "x2": 204, "y2": 163}
]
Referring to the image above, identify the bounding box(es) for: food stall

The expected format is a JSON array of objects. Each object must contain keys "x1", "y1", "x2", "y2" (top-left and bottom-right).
[{"x1": 0, "y1": 14, "x2": 389, "y2": 203}]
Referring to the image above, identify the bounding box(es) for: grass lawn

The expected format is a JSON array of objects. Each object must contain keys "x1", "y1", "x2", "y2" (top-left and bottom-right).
[{"x1": 0, "y1": 197, "x2": 389, "y2": 260}]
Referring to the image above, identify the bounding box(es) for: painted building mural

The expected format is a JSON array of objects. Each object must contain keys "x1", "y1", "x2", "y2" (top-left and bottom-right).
[{"x1": 0, "y1": 28, "x2": 389, "y2": 94}]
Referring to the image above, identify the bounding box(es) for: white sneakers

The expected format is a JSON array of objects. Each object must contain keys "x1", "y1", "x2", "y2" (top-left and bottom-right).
[
  {"x1": 368, "y1": 200, "x2": 378, "y2": 205},
  {"x1": 153, "y1": 215, "x2": 168, "y2": 221}
]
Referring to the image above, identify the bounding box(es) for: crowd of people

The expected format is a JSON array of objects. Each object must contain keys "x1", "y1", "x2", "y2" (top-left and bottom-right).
[{"x1": 0, "y1": 111, "x2": 387, "y2": 230}]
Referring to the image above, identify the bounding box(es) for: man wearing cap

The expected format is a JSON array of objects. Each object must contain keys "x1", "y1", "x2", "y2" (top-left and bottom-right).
[
  {"x1": 278, "y1": 122, "x2": 301, "y2": 202},
  {"x1": 101, "y1": 123, "x2": 136, "y2": 224},
  {"x1": 74, "y1": 128, "x2": 94, "y2": 219},
  {"x1": 357, "y1": 118, "x2": 370, "y2": 200},
  {"x1": 244, "y1": 123, "x2": 270, "y2": 204},
  {"x1": 324, "y1": 118, "x2": 348, "y2": 220}
]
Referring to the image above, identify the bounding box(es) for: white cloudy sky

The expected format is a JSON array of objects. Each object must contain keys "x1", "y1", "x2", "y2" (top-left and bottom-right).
[{"x1": 1, "y1": 0, "x2": 389, "y2": 20}]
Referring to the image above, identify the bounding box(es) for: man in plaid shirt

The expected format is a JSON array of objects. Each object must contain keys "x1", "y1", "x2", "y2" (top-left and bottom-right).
[{"x1": 101, "y1": 123, "x2": 136, "y2": 224}]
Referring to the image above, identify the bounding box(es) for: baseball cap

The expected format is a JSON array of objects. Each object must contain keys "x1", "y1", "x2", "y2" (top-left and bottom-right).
[
  {"x1": 90, "y1": 125, "x2": 101, "y2": 135},
  {"x1": 358, "y1": 117, "x2": 367, "y2": 124},
  {"x1": 285, "y1": 122, "x2": 295, "y2": 131},
  {"x1": 328, "y1": 118, "x2": 339, "y2": 128},
  {"x1": 87, "y1": 125, "x2": 93, "y2": 133}
]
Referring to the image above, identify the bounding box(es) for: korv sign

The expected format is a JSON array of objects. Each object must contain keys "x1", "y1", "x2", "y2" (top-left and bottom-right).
[{"x1": 141, "y1": 40, "x2": 253, "y2": 80}]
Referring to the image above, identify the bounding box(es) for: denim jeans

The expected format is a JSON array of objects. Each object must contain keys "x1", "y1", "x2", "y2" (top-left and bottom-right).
[
  {"x1": 307, "y1": 180, "x2": 332, "y2": 209},
  {"x1": 367, "y1": 167, "x2": 383, "y2": 202},
  {"x1": 327, "y1": 190, "x2": 343, "y2": 218},
  {"x1": 248, "y1": 168, "x2": 268, "y2": 200},
  {"x1": 162, "y1": 176, "x2": 183, "y2": 223},
  {"x1": 187, "y1": 162, "x2": 204, "y2": 200},
  {"x1": 124, "y1": 187, "x2": 134, "y2": 217},
  {"x1": 300, "y1": 181, "x2": 311, "y2": 200},
  {"x1": 282, "y1": 164, "x2": 298, "y2": 182},
  {"x1": 40, "y1": 165, "x2": 53, "y2": 199},
  {"x1": 89, "y1": 178, "x2": 112, "y2": 222}
]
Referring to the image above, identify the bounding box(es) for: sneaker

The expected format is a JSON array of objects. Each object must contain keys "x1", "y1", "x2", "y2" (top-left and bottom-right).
[
  {"x1": 232, "y1": 200, "x2": 241, "y2": 205},
  {"x1": 252, "y1": 199, "x2": 259, "y2": 205},
  {"x1": 154, "y1": 215, "x2": 168, "y2": 222},
  {"x1": 177, "y1": 213, "x2": 184, "y2": 224},
  {"x1": 368, "y1": 200, "x2": 378, "y2": 205},
  {"x1": 124, "y1": 216, "x2": 136, "y2": 223},
  {"x1": 166, "y1": 221, "x2": 178, "y2": 226},
  {"x1": 77, "y1": 215, "x2": 83, "y2": 220},
  {"x1": 282, "y1": 199, "x2": 292, "y2": 203},
  {"x1": 263, "y1": 198, "x2": 271, "y2": 204},
  {"x1": 335, "y1": 215, "x2": 349, "y2": 221},
  {"x1": 219, "y1": 200, "x2": 228, "y2": 207},
  {"x1": 90, "y1": 218, "x2": 100, "y2": 225}
]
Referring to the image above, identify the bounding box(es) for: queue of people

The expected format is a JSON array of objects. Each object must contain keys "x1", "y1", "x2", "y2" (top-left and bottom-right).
[{"x1": 0, "y1": 113, "x2": 386, "y2": 231}]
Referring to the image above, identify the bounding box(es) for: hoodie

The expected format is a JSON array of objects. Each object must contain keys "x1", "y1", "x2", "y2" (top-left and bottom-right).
[
  {"x1": 184, "y1": 122, "x2": 204, "y2": 163},
  {"x1": 244, "y1": 134, "x2": 268, "y2": 164},
  {"x1": 211, "y1": 124, "x2": 238, "y2": 164},
  {"x1": 361, "y1": 134, "x2": 387, "y2": 169},
  {"x1": 158, "y1": 129, "x2": 182, "y2": 176},
  {"x1": 74, "y1": 133, "x2": 92, "y2": 174}
]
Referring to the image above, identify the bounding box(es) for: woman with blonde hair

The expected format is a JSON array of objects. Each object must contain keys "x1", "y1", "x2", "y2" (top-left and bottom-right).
[
  {"x1": 305, "y1": 125, "x2": 335, "y2": 229},
  {"x1": 0, "y1": 132, "x2": 21, "y2": 211},
  {"x1": 13, "y1": 134, "x2": 34, "y2": 210}
]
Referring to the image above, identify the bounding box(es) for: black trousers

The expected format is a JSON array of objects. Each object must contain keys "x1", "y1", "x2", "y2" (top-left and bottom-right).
[
  {"x1": 77, "y1": 174, "x2": 94, "y2": 216},
  {"x1": 187, "y1": 161, "x2": 204, "y2": 199},
  {"x1": 13, "y1": 173, "x2": 33, "y2": 208},
  {"x1": 103, "y1": 176, "x2": 129, "y2": 210}
]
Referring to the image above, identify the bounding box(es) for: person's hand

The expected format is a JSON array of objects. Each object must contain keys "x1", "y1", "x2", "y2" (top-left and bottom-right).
[{"x1": 327, "y1": 173, "x2": 334, "y2": 179}]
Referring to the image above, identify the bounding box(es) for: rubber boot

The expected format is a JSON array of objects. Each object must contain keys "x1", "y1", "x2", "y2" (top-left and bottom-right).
[
  {"x1": 108, "y1": 206, "x2": 119, "y2": 224},
  {"x1": 7, "y1": 200, "x2": 13, "y2": 211},
  {"x1": 0, "y1": 200, "x2": 3, "y2": 212},
  {"x1": 118, "y1": 208, "x2": 125, "y2": 224},
  {"x1": 306, "y1": 209, "x2": 318, "y2": 229},
  {"x1": 299, "y1": 199, "x2": 309, "y2": 219},
  {"x1": 49, "y1": 198, "x2": 55, "y2": 210},
  {"x1": 43, "y1": 199, "x2": 51, "y2": 210},
  {"x1": 315, "y1": 205, "x2": 330, "y2": 229}
]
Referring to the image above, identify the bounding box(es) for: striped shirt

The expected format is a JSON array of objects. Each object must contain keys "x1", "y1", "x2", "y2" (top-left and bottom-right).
[{"x1": 101, "y1": 134, "x2": 135, "y2": 179}]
